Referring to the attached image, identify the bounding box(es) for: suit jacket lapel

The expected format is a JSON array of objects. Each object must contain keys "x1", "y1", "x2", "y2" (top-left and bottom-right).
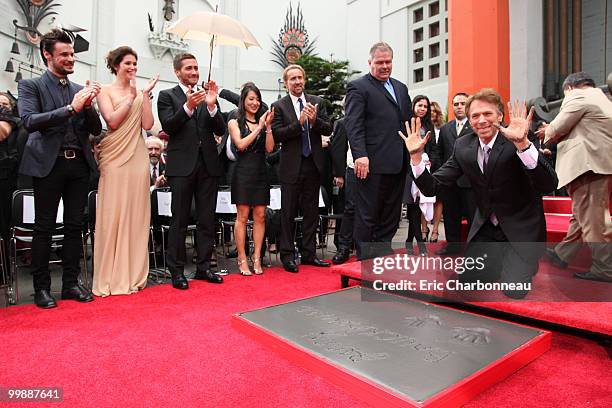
[
  {"x1": 451, "y1": 120, "x2": 459, "y2": 139},
  {"x1": 389, "y1": 79, "x2": 402, "y2": 111},
  {"x1": 459, "y1": 121, "x2": 472, "y2": 137},
  {"x1": 467, "y1": 135, "x2": 482, "y2": 178},
  {"x1": 282, "y1": 95, "x2": 299, "y2": 123},
  {"x1": 42, "y1": 71, "x2": 66, "y2": 110},
  {"x1": 173, "y1": 85, "x2": 187, "y2": 105},
  {"x1": 68, "y1": 82, "x2": 79, "y2": 105},
  {"x1": 367, "y1": 74, "x2": 399, "y2": 109},
  {"x1": 173, "y1": 85, "x2": 197, "y2": 121}
]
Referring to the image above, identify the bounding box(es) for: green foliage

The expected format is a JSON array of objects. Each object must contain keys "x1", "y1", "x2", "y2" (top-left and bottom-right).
[{"x1": 295, "y1": 55, "x2": 360, "y2": 121}]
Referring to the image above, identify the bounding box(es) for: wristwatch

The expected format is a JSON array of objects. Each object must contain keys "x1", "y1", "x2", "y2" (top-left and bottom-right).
[
  {"x1": 66, "y1": 104, "x2": 75, "y2": 116},
  {"x1": 518, "y1": 142, "x2": 532, "y2": 153}
]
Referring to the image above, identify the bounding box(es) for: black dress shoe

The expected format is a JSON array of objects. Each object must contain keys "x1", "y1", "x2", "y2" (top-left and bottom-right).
[
  {"x1": 301, "y1": 258, "x2": 331, "y2": 267},
  {"x1": 545, "y1": 247, "x2": 568, "y2": 269},
  {"x1": 435, "y1": 245, "x2": 462, "y2": 256},
  {"x1": 34, "y1": 290, "x2": 57, "y2": 309},
  {"x1": 282, "y1": 260, "x2": 299, "y2": 273},
  {"x1": 194, "y1": 269, "x2": 223, "y2": 283},
  {"x1": 61, "y1": 284, "x2": 94, "y2": 302},
  {"x1": 573, "y1": 271, "x2": 612, "y2": 282},
  {"x1": 171, "y1": 273, "x2": 189, "y2": 290},
  {"x1": 332, "y1": 250, "x2": 350, "y2": 265}
]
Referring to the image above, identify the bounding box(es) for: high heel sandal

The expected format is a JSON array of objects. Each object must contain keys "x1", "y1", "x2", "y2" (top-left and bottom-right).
[
  {"x1": 237, "y1": 258, "x2": 252, "y2": 276},
  {"x1": 252, "y1": 258, "x2": 264, "y2": 275},
  {"x1": 421, "y1": 227, "x2": 430, "y2": 241},
  {"x1": 430, "y1": 231, "x2": 439, "y2": 243}
]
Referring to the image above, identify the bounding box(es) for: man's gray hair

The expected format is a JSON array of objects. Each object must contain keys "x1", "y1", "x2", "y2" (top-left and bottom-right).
[
  {"x1": 369, "y1": 42, "x2": 393, "y2": 58},
  {"x1": 562, "y1": 72, "x2": 596, "y2": 90},
  {"x1": 145, "y1": 136, "x2": 164, "y2": 149}
]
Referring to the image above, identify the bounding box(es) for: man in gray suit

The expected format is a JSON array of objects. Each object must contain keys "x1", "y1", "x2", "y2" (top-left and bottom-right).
[
  {"x1": 542, "y1": 72, "x2": 612, "y2": 282},
  {"x1": 18, "y1": 29, "x2": 102, "y2": 308}
]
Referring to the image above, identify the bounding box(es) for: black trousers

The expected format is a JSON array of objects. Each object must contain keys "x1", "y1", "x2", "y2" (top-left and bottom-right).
[
  {"x1": 354, "y1": 171, "x2": 406, "y2": 259},
  {"x1": 280, "y1": 156, "x2": 320, "y2": 263},
  {"x1": 405, "y1": 203, "x2": 425, "y2": 246},
  {"x1": 31, "y1": 155, "x2": 89, "y2": 291},
  {"x1": 167, "y1": 155, "x2": 218, "y2": 274},
  {"x1": 461, "y1": 221, "x2": 539, "y2": 298},
  {"x1": 336, "y1": 167, "x2": 356, "y2": 252},
  {"x1": 441, "y1": 186, "x2": 476, "y2": 246},
  {"x1": 330, "y1": 182, "x2": 345, "y2": 249},
  {"x1": 0, "y1": 177, "x2": 16, "y2": 284}
]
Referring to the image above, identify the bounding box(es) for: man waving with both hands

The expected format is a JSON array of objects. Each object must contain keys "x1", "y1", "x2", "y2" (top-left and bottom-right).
[{"x1": 400, "y1": 89, "x2": 557, "y2": 299}]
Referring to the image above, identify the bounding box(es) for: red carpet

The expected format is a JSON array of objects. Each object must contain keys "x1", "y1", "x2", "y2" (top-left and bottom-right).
[{"x1": 1, "y1": 265, "x2": 611, "y2": 407}]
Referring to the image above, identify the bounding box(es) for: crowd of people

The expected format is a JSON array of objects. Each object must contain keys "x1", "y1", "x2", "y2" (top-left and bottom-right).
[{"x1": 1, "y1": 29, "x2": 610, "y2": 309}]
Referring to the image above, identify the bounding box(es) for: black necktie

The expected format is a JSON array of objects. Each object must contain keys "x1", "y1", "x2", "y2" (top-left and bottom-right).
[
  {"x1": 152, "y1": 165, "x2": 157, "y2": 182},
  {"x1": 298, "y1": 98, "x2": 311, "y2": 157}
]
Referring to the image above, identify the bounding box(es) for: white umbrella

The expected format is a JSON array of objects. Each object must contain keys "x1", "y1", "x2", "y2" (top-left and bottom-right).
[{"x1": 167, "y1": 11, "x2": 261, "y2": 81}]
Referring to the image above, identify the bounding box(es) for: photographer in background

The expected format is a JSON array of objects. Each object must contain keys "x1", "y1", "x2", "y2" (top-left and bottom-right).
[{"x1": 0, "y1": 91, "x2": 20, "y2": 277}]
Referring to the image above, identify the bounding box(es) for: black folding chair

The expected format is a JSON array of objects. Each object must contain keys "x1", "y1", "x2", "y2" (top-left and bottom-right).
[
  {"x1": 149, "y1": 187, "x2": 173, "y2": 282},
  {"x1": 81, "y1": 190, "x2": 97, "y2": 287},
  {"x1": 7, "y1": 189, "x2": 76, "y2": 305}
]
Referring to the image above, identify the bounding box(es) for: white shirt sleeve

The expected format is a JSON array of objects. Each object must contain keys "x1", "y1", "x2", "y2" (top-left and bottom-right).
[
  {"x1": 516, "y1": 143, "x2": 539, "y2": 169},
  {"x1": 182, "y1": 103, "x2": 218, "y2": 117},
  {"x1": 410, "y1": 159, "x2": 427, "y2": 178},
  {"x1": 183, "y1": 103, "x2": 193, "y2": 117}
]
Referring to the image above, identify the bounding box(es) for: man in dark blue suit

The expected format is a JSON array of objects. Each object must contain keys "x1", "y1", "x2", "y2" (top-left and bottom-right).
[
  {"x1": 344, "y1": 42, "x2": 412, "y2": 259},
  {"x1": 18, "y1": 29, "x2": 102, "y2": 308}
]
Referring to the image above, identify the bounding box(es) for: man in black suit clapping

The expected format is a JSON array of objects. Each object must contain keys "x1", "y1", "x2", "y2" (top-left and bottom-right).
[
  {"x1": 271, "y1": 65, "x2": 333, "y2": 272},
  {"x1": 157, "y1": 53, "x2": 226, "y2": 289},
  {"x1": 145, "y1": 136, "x2": 166, "y2": 188}
]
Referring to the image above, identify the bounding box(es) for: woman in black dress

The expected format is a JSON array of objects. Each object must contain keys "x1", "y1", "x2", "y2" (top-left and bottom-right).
[
  {"x1": 402, "y1": 95, "x2": 434, "y2": 255},
  {"x1": 227, "y1": 84, "x2": 275, "y2": 275},
  {"x1": 428, "y1": 101, "x2": 446, "y2": 242}
]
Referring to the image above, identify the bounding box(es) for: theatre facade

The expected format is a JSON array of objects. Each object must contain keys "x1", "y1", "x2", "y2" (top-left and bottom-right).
[{"x1": 1, "y1": 0, "x2": 610, "y2": 122}]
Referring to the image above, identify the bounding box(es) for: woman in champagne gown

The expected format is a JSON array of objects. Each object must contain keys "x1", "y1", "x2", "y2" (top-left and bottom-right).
[{"x1": 92, "y1": 46, "x2": 158, "y2": 296}]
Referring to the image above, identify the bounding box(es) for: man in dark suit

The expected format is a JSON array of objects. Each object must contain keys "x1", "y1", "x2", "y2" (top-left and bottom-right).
[
  {"x1": 18, "y1": 29, "x2": 102, "y2": 308},
  {"x1": 157, "y1": 53, "x2": 226, "y2": 289},
  {"x1": 145, "y1": 136, "x2": 166, "y2": 188},
  {"x1": 271, "y1": 64, "x2": 333, "y2": 272},
  {"x1": 437, "y1": 92, "x2": 476, "y2": 255},
  {"x1": 329, "y1": 118, "x2": 354, "y2": 264},
  {"x1": 344, "y1": 42, "x2": 412, "y2": 259},
  {"x1": 401, "y1": 88, "x2": 558, "y2": 298}
]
